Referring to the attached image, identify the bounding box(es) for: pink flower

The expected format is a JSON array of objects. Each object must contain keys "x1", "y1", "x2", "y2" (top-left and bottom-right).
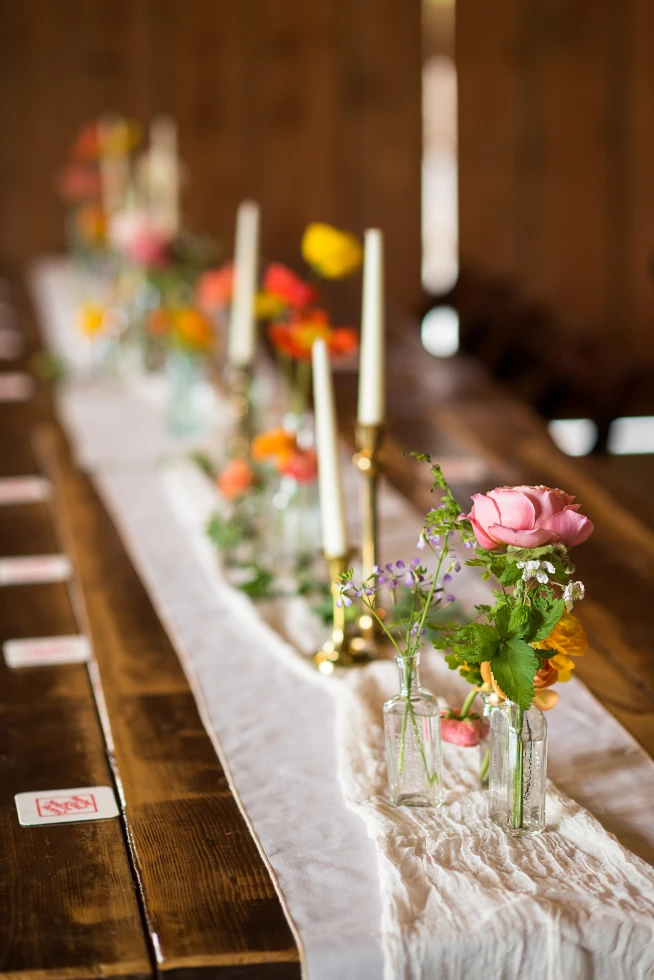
[
  {"x1": 440, "y1": 711, "x2": 485, "y2": 747},
  {"x1": 263, "y1": 263, "x2": 318, "y2": 309},
  {"x1": 109, "y1": 212, "x2": 173, "y2": 269},
  {"x1": 466, "y1": 485, "x2": 594, "y2": 551},
  {"x1": 217, "y1": 459, "x2": 254, "y2": 500},
  {"x1": 196, "y1": 263, "x2": 234, "y2": 311},
  {"x1": 280, "y1": 448, "x2": 318, "y2": 483}
]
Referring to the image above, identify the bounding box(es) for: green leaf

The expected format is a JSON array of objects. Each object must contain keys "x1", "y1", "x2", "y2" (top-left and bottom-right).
[
  {"x1": 529, "y1": 599, "x2": 565, "y2": 643},
  {"x1": 451, "y1": 622, "x2": 499, "y2": 663},
  {"x1": 491, "y1": 638, "x2": 539, "y2": 709},
  {"x1": 507, "y1": 604, "x2": 531, "y2": 638},
  {"x1": 189, "y1": 450, "x2": 214, "y2": 477},
  {"x1": 505, "y1": 545, "x2": 556, "y2": 562},
  {"x1": 499, "y1": 562, "x2": 523, "y2": 586},
  {"x1": 493, "y1": 604, "x2": 510, "y2": 638}
]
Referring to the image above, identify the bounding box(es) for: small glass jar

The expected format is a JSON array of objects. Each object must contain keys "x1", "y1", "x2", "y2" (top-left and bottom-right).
[
  {"x1": 478, "y1": 692, "x2": 493, "y2": 790},
  {"x1": 489, "y1": 700, "x2": 547, "y2": 835},
  {"x1": 166, "y1": 350, "x2": 207, "y2": 438},
  {"x1": 383, "y1": 653, "x2": 443, "y2": 807}
]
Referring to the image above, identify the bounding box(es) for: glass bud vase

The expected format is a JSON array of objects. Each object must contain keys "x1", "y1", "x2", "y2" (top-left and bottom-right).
[
  {"x1": 383, "y1": 654, "x2": 443, "y2": 807},
  {"x1": 478, "y1": 693, "x2": 494, "y2": 790},
  {"x1": 489, "y1": 700, "x2": 547, "y2": 835},
  {"x1": 166, "y1": 350, "x2": 206, "y2": 438}
]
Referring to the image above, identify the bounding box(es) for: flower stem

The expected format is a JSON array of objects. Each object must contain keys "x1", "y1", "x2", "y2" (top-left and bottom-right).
[
  {"x1": 511, "y1": 705, "x2": 525, "y2": 829},
  {"x1": 480, "y1": 747, "x2": 490, "y2": 786},
  {"x1": 459, "y1": 688, "x2": 478, "y2": 720}
]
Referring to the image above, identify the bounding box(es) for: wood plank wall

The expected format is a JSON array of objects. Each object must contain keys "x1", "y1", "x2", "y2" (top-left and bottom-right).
[
  {"x1": 0, "y1": 0, "x2": 422, "y2": 310},
  {"x1": 457, "y1": 0, "x2": 654, "y2": 365}
]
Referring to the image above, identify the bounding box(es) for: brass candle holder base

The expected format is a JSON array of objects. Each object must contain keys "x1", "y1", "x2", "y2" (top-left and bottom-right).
[
  {"x1": 313, "y1": 554, "x2": 374, "y2": 674},
  {"x1": 227, "y1": 364, "x2": 253, "y2": 458},
  {"x1": 353, "y1": 422, "x2": 385, "y2": 648}
]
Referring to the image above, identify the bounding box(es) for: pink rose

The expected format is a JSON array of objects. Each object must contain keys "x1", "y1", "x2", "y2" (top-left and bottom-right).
[
  {"x1": 280, "y1": 448, "x2": 318, "y2": 484},
  {"x1": 466, "y1": 485, "x2": 594, "y2": 550},
  {"x1": 109, "y1": 211, "x2": 173, "y2": 269},
  {"x1": 440, "y1": 711, "x2": 484, "y2": 747}
]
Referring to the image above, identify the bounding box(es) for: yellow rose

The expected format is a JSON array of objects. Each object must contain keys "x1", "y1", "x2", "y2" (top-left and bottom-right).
[{"x1": 301, "y1": 223, "x2": 363, "y2": 279}]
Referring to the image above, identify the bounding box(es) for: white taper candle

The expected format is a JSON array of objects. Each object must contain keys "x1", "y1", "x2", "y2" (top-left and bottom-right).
[
  {"x1": 312, "y1": 338, "x2": 349, "y2": 558},
  {"x1": 228, "y1": 201, "x2": 260, "y2": 367},
  {"x1": 357, "y1": 228, "x2": 385, "y2": 425},
  {"x1": 149, "y1": 114, "x2": 180, "y2": 235}
]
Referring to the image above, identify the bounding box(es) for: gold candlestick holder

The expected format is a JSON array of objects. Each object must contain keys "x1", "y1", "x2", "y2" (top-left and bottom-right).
[
  {"x1": 353, "y1": 422, "x2": 385, "y2": 645},
  {"x1": 313, "y1": 554, "x2": 374, "y2": 674},
  {"x1": 227, "y1": 364, "x2": 253, "y2": 458}
]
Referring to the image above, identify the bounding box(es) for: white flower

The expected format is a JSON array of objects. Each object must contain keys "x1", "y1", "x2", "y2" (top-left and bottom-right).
[
  {"x1": 517, "y1": 559, "x2": 555, "y2": 584},
  {"x1": 563, "y1": 580, "x2": 585, "y2": 611}
]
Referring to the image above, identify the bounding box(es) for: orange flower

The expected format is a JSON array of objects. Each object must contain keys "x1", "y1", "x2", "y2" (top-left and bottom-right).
[
  {"x1": 196, "y1": 263, "x2": 233, "y2": 311},
  {"x1": 251, "y1": 429, "x2": 296, "y2": 467},
  {"x1": 172, "y1": 309, "x2": 215, "y2": 354},
  {"x1": 217, "y1": 459, "x2": 254, "y2": 499},
  {"x1": 268, "y1": 309, "x2": 358, "y2": 362},
  {"x1": 481, "y1": 659, "x2": 559, "y2": 711},
  {"x1": 146, "y1": 308, "x2": 172, "y2": 337},
  {"x1": 56, "y1": 164, "x2": 103, "y2": 203},
  {"x1": 74, "y1": 204, "x2": 107, "y2": 244},
  {"x1": 533, "y1": 611, "x2": 587, "y2": 681},
  {"x1": 70, "y1": 122, "x2": 102, "y2": 161},
  {"x1": 263, "y1": 263, "x2": 318, "y2": 309}
]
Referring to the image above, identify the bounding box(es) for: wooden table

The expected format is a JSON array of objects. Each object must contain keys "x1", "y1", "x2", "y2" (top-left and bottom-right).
[
  {"x1": 0, "y1": 277, "x2": 300, "y2": 980},
  {"x1": 2, "y1": 268, "x2": 653, "y2": 978}
]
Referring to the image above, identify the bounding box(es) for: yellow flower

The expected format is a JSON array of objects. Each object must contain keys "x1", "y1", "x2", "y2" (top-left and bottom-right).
[
  {"x1": 79, "y1": 304, "x2": 107, "y2": 337},
  {"x1": 254, "y1": 291, "x2": 286, "y2": 320},
  {"x1": 301, "y1": 223, "x2": 363, "y2": 279},
  {"x1": 533, "y1": 610, "x2": 587, "y2": 684}
]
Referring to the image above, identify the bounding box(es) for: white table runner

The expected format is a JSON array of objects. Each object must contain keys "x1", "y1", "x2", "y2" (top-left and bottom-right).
[{"x1": 29, "y1": 257, "x2": 654, "y2": 980}]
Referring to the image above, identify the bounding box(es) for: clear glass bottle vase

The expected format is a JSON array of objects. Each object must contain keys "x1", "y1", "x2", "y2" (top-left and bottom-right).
[
  {"x1": 478, "y1": 692, "x2": 493, "y2": 789},
  {"x1": 489, "y1": 700, "x2": 547, "y2": 835},
  {"x1": 383, "y1": 654, "x2": 443, "y2": 807}
]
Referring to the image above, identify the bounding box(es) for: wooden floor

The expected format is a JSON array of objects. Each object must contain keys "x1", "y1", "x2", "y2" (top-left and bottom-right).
[{"x1": 0, "y1": 279, "x2": 301, "y2": 980}]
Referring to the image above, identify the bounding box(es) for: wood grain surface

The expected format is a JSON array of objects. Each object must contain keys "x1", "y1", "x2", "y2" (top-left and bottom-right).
[
  {"x1": 0, "y1": 277, "x2": 302, "y2": 979},
  {"x1": 38, "y1": 426, "x2": 302, "y2": 980},
  {"x1": 0, "y1": 352, "x2": 153, "y2": 979}
]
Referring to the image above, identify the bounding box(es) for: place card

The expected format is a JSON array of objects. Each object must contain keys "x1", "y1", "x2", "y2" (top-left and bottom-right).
[
  {"x1": 0, "y1": 328, "x2": 23, "y2": 360},
  {"x1": 15, "y1": 786, "x2": 119, "y2": 827},
  {"x1": 3, "y1": 635, "x2": 91, "y2": 668},
  {"x1": 0, "y1": 554, "x2": 72, "y2": 586},
  {"x1": 0, "y1": 372, "x2": 34, "y2": 402},
  {"x1": 0, "y1": 476, "x2": 51, "y2": 506}
]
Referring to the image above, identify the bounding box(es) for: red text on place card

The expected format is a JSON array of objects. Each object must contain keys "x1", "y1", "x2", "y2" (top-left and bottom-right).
[
  {"x1": 36, "y1": 793, "x2": 98, "y2": 818},
  {"x1": 0, "y1": 555, "x2": 72, "y2": 586},
  {"x1": 0, "y1": 477, "x2": 51, "y2": 506},
  {"x1": 0, "y1": 372, "x2": 34, "y2": 401},
  {"x1": 14, "y1": 785, "x2": 119, "y2": 826},
  {"x1": 3, "y1": 635, "x2": 91, "y2": 668}
]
